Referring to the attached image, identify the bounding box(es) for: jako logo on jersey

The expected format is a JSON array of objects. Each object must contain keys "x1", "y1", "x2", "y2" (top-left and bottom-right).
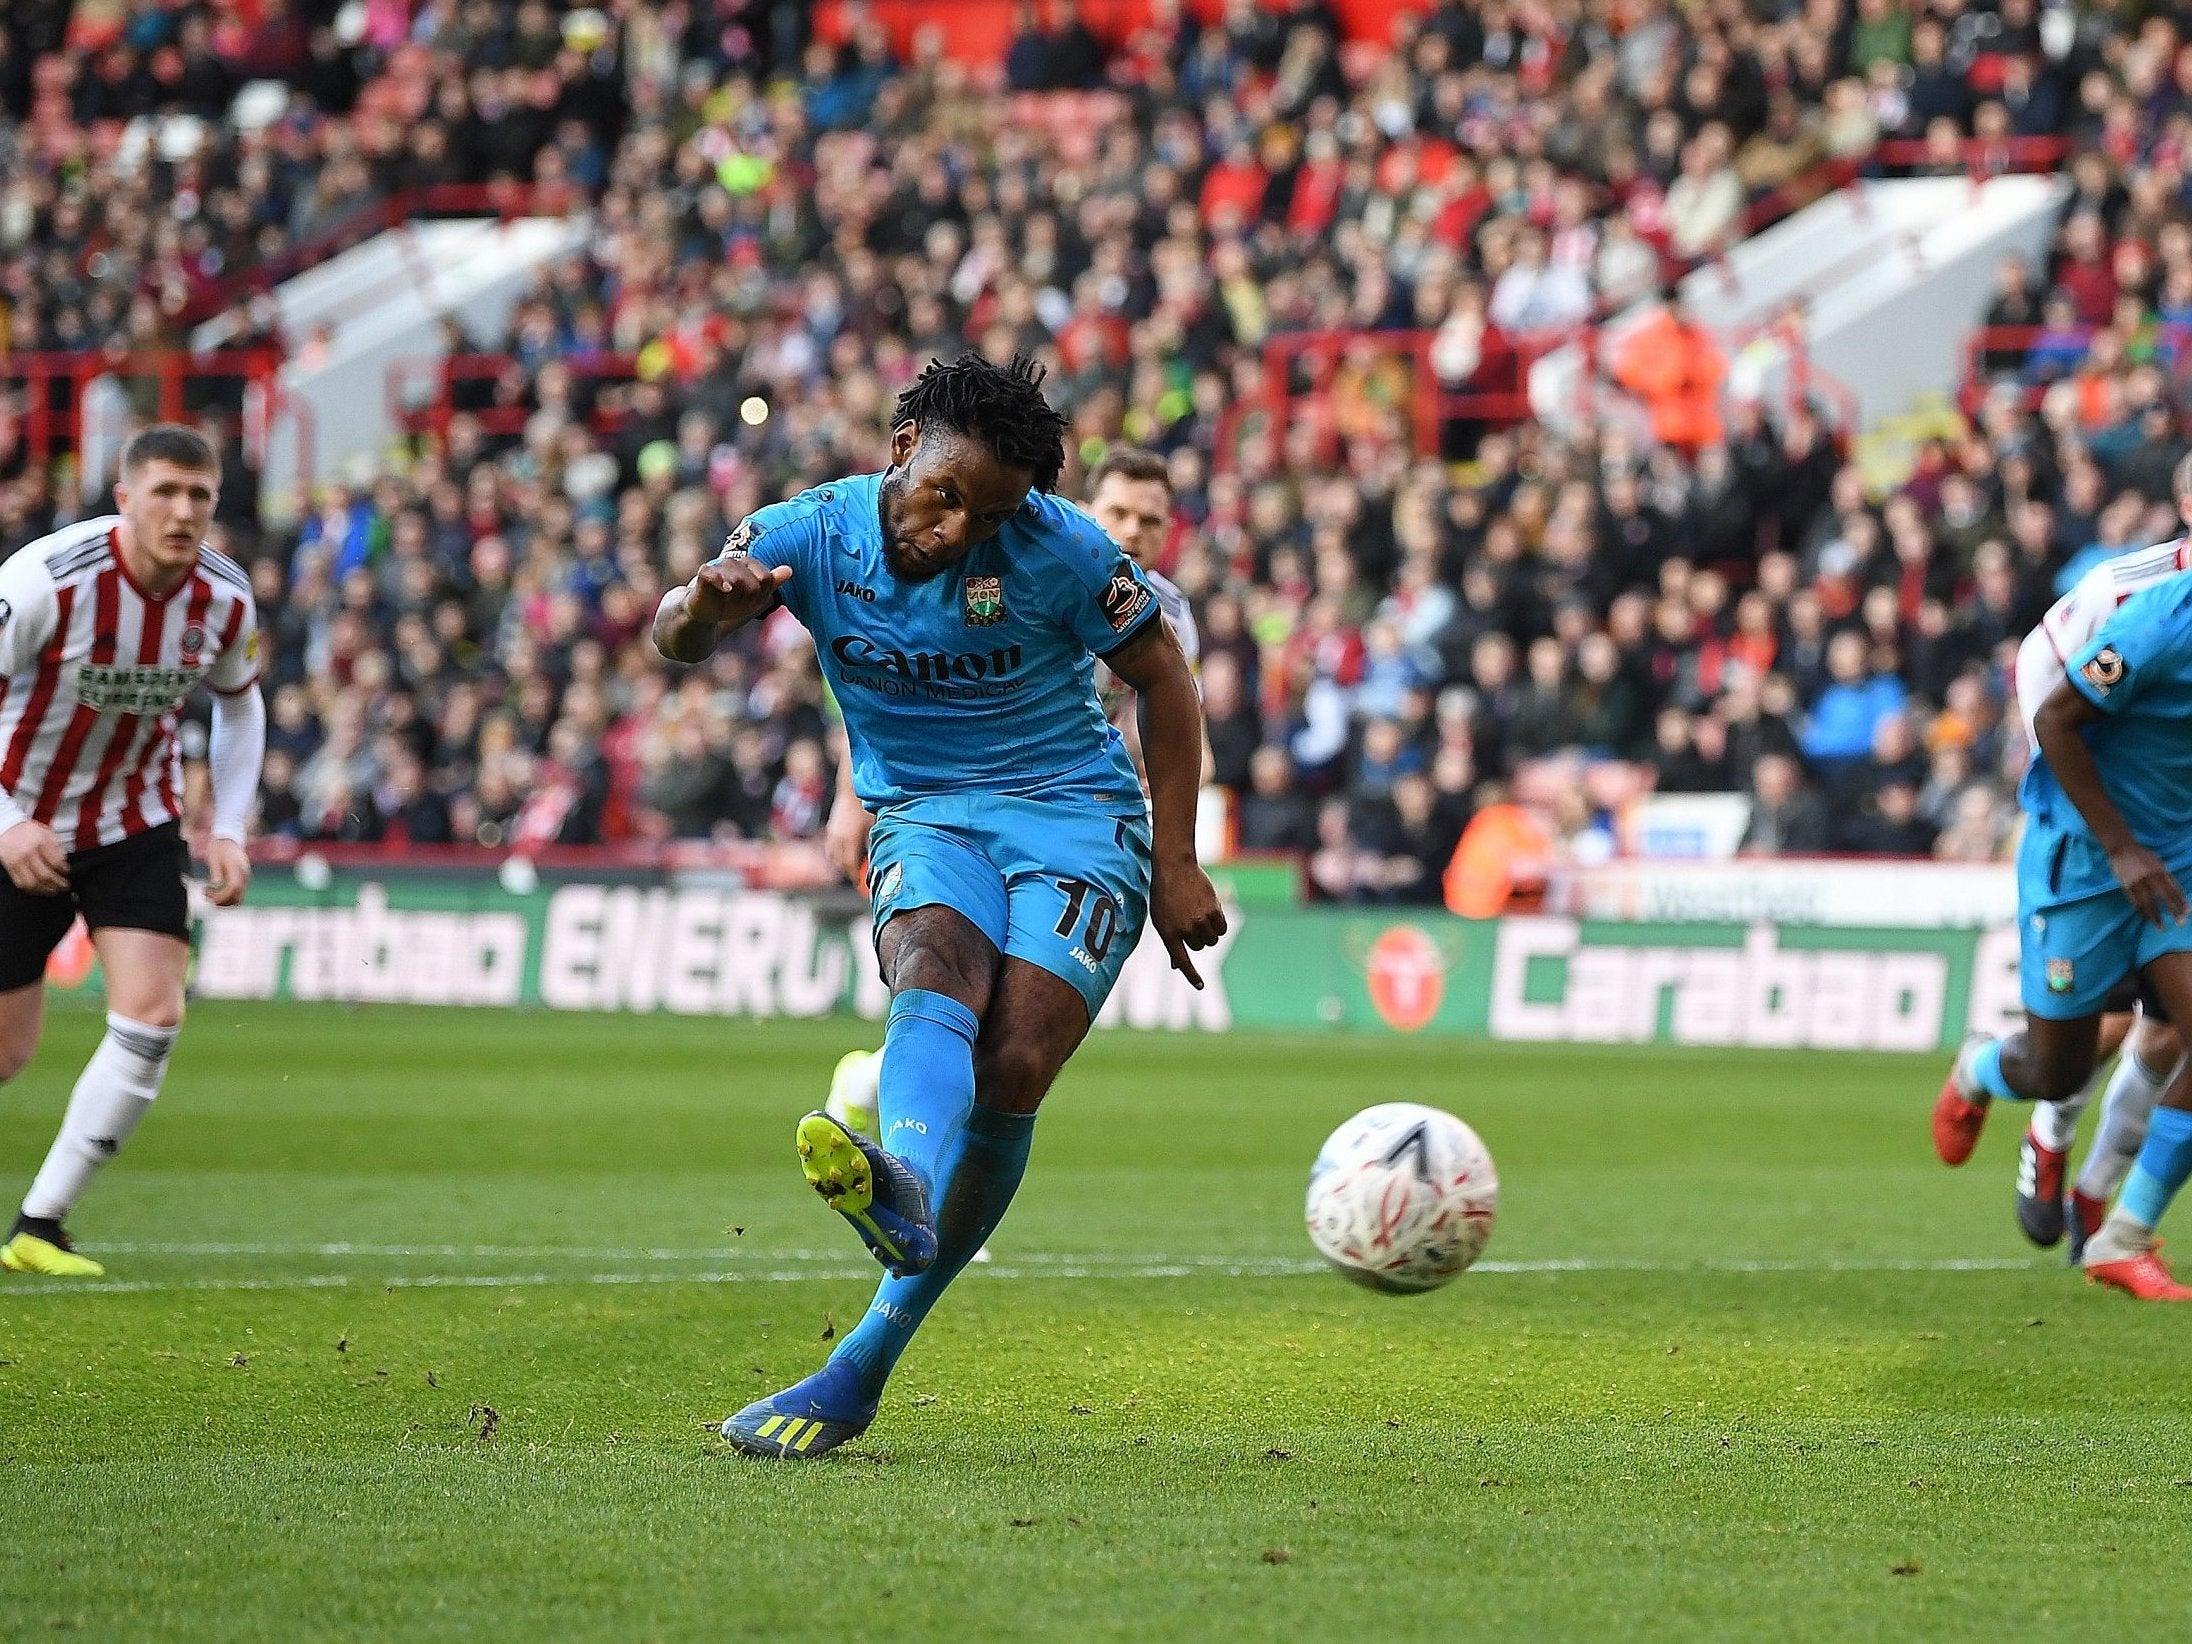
[
  {"x1": 830, "y1": 634, "x2": 1024, "y2": 683},
  {"x1": 0, "y1": 597, "x2": 11, "y2": 632},
  {"x1": 963, "y1": 574, "x2": 1005, "y2": 626},
  {"x1": 836, "y1": 579, "x2": 876, "y2": 602}
]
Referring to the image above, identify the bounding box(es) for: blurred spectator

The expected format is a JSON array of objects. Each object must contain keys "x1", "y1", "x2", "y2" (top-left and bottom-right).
[
  {"x1": 1738, "y1": 754, "x2": 1832, "y2": 856},
  {"x1": 1614, "y1": 293, "x2": 1729, "y2": 455},
  {"x1": 1238, "y1": 747, "x2": 1317, "y2": 854}
]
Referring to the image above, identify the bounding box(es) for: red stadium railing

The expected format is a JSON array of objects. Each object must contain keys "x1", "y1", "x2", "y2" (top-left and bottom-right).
[
  {"x1": 0, "y1": 348, "x2": 314, "y2": 497},
  {"x1": 1955, "y1": 322, "x2": 2192, "y2": 414},
  {"x1": 386, "y1": 352, "x2": 644, "y2": 444},
  {"x1": 1221, "y1": 316, "x2": 1855, "y2": 474}
]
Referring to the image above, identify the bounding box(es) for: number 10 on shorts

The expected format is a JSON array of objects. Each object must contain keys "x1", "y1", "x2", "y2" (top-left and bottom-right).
[{"x1": 1053, "y1": 877, "x2": 1121, "y2": 966}]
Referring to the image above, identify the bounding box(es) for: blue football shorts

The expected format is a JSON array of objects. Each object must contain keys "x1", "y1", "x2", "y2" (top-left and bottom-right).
[
  {"x1": 2017, "y1": 820, "x2": 2192, "y2": 1019},
  {"x1": 866, "y1": 792, "x2": 1154, "y2": 1022}
]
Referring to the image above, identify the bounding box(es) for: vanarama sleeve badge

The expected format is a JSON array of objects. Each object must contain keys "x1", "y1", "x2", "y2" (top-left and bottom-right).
[{"x1": 1099, "y1": 568, "x2": 1152, "y2": 633}]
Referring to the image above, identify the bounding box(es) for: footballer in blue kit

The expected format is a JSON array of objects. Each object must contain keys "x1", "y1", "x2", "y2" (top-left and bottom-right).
[
  {"x1": 653, "y1": 355, "x2": 1225, "y2": 1450},
  {"x1": 1934, "y1": 574, "x2": 2192, "y2": 1298}
]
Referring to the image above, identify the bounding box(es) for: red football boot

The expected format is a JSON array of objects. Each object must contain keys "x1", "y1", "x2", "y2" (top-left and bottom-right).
[
  {"x1": 2086, "y1": 1239, "x2": 2192, "y2": 1301},
  {"x1": 1933, "y1": 1067, "x2": 1990, "y2": 1166},
  {"x1": 2067, "y1": 1188, "x2": 2109, "y2": 1265}
]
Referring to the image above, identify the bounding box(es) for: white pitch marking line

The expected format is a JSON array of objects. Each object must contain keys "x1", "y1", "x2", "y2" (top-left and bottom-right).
[
  {"x1": 92, "y1": 1243, "x2": 1319, "y2": 1264},
  {"x1": 0, "y1": 1255, "x2": 2049, "y2": 1297},
  {"x1": 89, "y1": 1242, "x2": 2051, "y2": 1275}
]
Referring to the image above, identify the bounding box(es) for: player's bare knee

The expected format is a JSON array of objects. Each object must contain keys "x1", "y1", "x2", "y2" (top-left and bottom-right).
[
  {"x1": 2137, "y1": 1019, "x2": 2183, "y2": 1067},
  {"x1": 888, "y1": 950, "x2": 989, "y2": 1012},
  {"x1": 879, "y1": 910, "x2": 996, "y2": 1011},
  {"x1": 110, "y1": 993, "x2": 184, "y2": 1032},
  {"x1": 975, "y1": 1040, "x2": 1058, "y2": 1114}
]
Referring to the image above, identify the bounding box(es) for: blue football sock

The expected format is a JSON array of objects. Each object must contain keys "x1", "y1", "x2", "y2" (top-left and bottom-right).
[
  {"x1": 1969, "y1": 1037, "x2": 2022, "y2": 1103},
  {"x1": 875, "y1": 989, "x2": 978, "y2": 1194},
  {"x1": 830, "y1": 1102, "x2": 1037, "y2": 1403},
  {"x1": 2118, "y1": 1105, "x2": 2192, "y2": 1229}
]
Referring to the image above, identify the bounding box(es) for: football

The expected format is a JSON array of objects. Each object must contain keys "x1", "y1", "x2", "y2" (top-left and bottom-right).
[{"x1": 1306, "y1": 1103, "x2": 1500, "y2": 1293}]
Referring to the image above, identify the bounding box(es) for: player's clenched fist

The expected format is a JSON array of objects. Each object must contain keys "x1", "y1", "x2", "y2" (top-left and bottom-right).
[
  {"x1": 652, "y1": 529, "x2": 793, "y2": 664},
  {"x1": 688, "y1": 549, "x2": 793, "y2": 627},
  {"x1": 0, "y1": 819, "x2": 70, "y2": 895}
]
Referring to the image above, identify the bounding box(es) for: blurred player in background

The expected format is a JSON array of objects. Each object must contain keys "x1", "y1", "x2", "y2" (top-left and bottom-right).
[
  {"x1": 1934, "y1": 570, "x2": 2192, "y2": 1299},
  {"x1": 824, "y1": 445, "x2": 1204, "y2": 1138},
  {"x1": 1990, "y1": 471, "x2": 2192, "y2": 1257},
  {"x1": 653, "y1": 358, "x2": 1222, "y2": 1452},
  {"x1": 0, "y1": 426, "x2": 263, "y2": 1277}
]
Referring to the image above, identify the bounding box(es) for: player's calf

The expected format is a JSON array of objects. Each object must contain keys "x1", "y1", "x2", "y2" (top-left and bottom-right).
[
  {"x1": 1935, "y1": 1024, "x2": 2100, "y2": 1166},
  {"x1": 0, "y1": 983, "x2": 43, "y2": 1084},
  {"x1": 6, "y1": 1010, "x2": 179, "y2": 1277},
  {"x1": 2083, "y1": 1103, "x2": 2192, "y2": 1300}
]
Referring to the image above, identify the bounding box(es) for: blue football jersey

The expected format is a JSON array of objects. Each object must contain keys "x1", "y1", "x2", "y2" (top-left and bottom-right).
[
  {"x1": 2025, "y1": 575, "x2": 2192, "y2": 885},
  {"x1": 739, "y1": 472, "x2": 1160, "y2": 814}
]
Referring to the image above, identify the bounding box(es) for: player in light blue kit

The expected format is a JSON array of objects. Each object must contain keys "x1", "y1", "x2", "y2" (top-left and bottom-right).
[
  {"x1": 1931, "y1": 575, "x2": 2192, "y2": 1298},
  {"x1": 653, "y1": 355, "x2": 1224, "y2": 1450}
]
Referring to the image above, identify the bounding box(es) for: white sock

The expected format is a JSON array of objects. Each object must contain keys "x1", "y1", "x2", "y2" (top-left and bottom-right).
[
  {"x1": 2032, "y1": 1081, "x2": 2095, "y2": 1152},
  {"x1": 2085, "y1": 1203, "x2": 2156, "y2": 1265},
  {"x1": 20, "y1": 1013, "x2": 178, "y2": 1223},
  {"x1": 2075, "y1": 1047, "x2": 2175, "y2": 1203}
]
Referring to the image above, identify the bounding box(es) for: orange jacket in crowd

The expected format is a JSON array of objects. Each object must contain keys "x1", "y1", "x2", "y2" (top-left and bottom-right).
[
  {"x1": 1612, "y1": 308, "x2": 1728, "y2": 453},
  {"x1": 1443, "y1": 803, "x2": 1557, "y2": 919}
]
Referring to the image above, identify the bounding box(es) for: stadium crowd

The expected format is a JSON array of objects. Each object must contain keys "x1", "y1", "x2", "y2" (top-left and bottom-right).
[{"x1": 0, "y1": 0, "x2": 2165, "y2": 905}]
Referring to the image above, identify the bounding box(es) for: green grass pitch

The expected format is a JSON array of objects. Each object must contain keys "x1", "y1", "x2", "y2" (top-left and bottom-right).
[{"x1": 2, "y1": 1003, "x2": 2189, "y2": 1642}]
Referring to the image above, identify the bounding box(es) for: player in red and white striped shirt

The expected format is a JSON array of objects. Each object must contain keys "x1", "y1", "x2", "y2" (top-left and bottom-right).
[{"x1": 0, "y1": 425, "x2": 265, "y2": 1278}]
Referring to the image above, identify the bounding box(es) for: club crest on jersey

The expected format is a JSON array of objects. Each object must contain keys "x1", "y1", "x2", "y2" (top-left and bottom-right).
[
  {"x1": 179, "y1": 622, "x2": 208, "y2": 664},
  {"x1": 2082, "y1": 646, "x2": 2125, "y2": 693},
  {"x1": 2046, "y1": 957, "x2": 2075, "y2": 994},
  {"x1": 962, "y1": 575, "x2": 1005, "y2": 627}
]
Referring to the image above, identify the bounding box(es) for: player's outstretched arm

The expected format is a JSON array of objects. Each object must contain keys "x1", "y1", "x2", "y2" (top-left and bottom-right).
[
  {"x1": 204, "y1": 684, "x2": 265, "y2": 907},
  {"x1": 2035, "y1": 678, "x2": 2189, "y2": 929},
  {"x1": 1106, "y1": 618, "x2": 1227, "y2": 986},
  {"x1": 651, "y1": 548, "x2": 792, "y2": 665}
]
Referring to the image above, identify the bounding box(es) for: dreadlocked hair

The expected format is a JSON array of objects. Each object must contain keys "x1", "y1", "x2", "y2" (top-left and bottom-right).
[{"x1": 890, "y1": 353, "x2": 1068, "y2": 494}]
